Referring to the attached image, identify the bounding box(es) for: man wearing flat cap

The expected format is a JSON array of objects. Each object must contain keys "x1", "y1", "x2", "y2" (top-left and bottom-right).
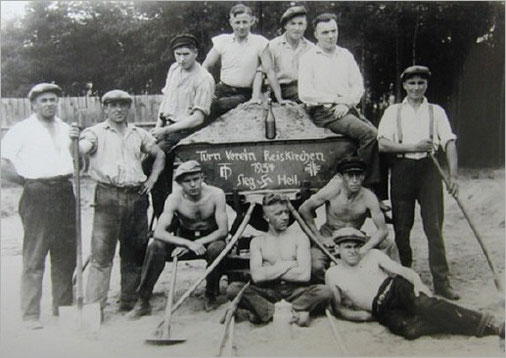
[
  {"x1": 299, "y1": 155, "x2": 396, "y2": 283},
  {"x1": 1, "y1": 83, "x2": 76, "y2": 329},
  {"x1": 145, "y1": 33, "x2": 216, "y2": 218},
  {"x1": 378, "y1": 65, "x2": 460, "y2": 300},
  {"x1": 70, "y1": 89, "x2": 165, "y2": 314},
  {"x1": 261, "y1": 5, "x2": 315, "y2": 102},
  {"x1": 203, "y1": 4, "x2": 287, "y2": 116},
  {"x1": 325, "y1": 228, "x2": 504, "y2": 341},
  {"x1": 127, "y1": 160, "x2": 228, "y2": 318}
]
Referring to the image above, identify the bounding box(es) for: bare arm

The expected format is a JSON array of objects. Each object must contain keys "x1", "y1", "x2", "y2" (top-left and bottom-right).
[
  {"x1": 249, "y1": 237, "x2": 297, "y2": 284},
  {"x1": 259, "y1": 48, "x2": 286, "y2": 104},
  {"x1": 248, "y1": 71, "x2": 264, "y2": 104},
  {"x1": 359, "y1": 191, "x2": 388, "y2": 254},
  {"x1": 194, "y1": 189, "x2": 229, "y2": 246},
  {"x1": 280, "y1": 235, "x2": 311, "y2": 282},
  {"x1": 445, "y1": 139, "x2": 459, "y2": 197},
  {"x1": 202, "y1": 47, "x2": 220, "y2": 73},
  {"x1": 139, "y1": 144, "x2": 165, "y2": 195},
  {"x1": 153, "y1": 195, "x2": 194, "y2": 247},
  {"x1": 378, "y1": 137, "x2": 433, "y2": 154},
  {"x1": 1, "y1": 158, "x2": 24, "y2": 185},
  {"x1": 325, "y1": 271, "x2": 373, "y2": 321},
  {"x1": 162, "y1": 110, "x2": 205, "y2": 134}
]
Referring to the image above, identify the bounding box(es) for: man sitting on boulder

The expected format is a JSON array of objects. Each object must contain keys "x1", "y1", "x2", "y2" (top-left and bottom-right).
[
  {"x1": 127, "y1": 160, "x2": 228, "y2": 318},
  {"x1": 226, "y1": 193, "x2": 332, "y2": 326},
  {"x1": 325, "y1": 228, "x2": 505, "y2": 340}
]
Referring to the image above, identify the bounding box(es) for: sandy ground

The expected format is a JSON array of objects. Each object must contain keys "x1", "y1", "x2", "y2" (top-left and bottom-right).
[{"x1": 1, "y1": 169, "x2": 505, "y2": 357}]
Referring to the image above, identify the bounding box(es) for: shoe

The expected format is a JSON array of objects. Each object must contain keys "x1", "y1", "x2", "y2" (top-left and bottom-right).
[
  {"x1": 204, "y1": 294, "x2": 218, "y2": 312},
  {"x1": 23, "y1": 319, "x2": 43, "y2": 330},
  {"x1": 434, "y1": 284, "x2": 460, "y2": 300},
  {"x1": 125, "y1": 299, "x2": 151, "y2": 320},
  {"x1": 118, "y1": 302, "x2": 135, "y2": 312}
]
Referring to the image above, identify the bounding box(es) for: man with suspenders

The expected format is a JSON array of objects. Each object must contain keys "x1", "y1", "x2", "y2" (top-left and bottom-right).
[{"x1": 377, "y1": 65, "x2": 460, "y2": 300}]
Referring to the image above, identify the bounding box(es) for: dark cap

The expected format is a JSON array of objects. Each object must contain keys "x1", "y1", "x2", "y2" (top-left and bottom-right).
[
  {"x1": 401, "y1": 65, "x2": 431, "y2": 82},
  {"x1": 280, "y1": 6, "x2": 307, "y2": 27},
  {"x1": 174, "y1": 160, "x2": 202, "y2": 181},
  {"x1": 27, "y1": 83, "x2": 62, "y2": 101},
  {"x1": 337, "y1": 156, "x2": 366, "y2": 174},
  {"x1": 170, "y1": 33, "x2": 199, "y2": 51},
  {"x1": 333, "y1": 227, "x2": 367, "y2": 245},
  {"x1": 101, "y1": 90, "x2": 133, "y2": 105}
]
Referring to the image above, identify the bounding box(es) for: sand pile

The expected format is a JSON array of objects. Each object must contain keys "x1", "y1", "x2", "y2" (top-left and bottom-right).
[{"x1": 179, "y1": 103, "x2": 338, "y2": 145}]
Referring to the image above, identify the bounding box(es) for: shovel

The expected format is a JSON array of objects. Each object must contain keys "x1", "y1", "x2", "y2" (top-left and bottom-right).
[
  {"x1": 145, "y1": 253, "x2": 187, "y2": 345},
  {"x1": 59, "y1": 127, "x2": 101, "y2": 332}
]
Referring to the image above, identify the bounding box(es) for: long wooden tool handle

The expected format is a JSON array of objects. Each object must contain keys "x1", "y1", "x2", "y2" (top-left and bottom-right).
[
  {"x1": 71, "y1": 124, "x2": 84, "y2": 308},
  {"x1": 326, "y1": 309, "x2": 351, "y2": 356},
  {"x1": 286, "y1": 202, "x2": 339, "y2": 265},
  {"x1": 162, "y1": 255, "x2": 178, "y2": 337},
  {"x1": 429, "y1": 154, "x2": 504, "y2": 293},
  {"x1": 218, "y1": 281, "x2": 251, "y2": 356}
]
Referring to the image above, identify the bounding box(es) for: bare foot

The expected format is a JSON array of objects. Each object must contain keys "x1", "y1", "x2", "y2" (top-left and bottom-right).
[{"x1": 293, "y1": 311, "x2": 311, "y2": 327}]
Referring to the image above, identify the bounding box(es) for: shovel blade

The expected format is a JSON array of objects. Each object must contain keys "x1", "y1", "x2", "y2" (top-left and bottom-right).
[
  {"x1": 144, "y1": 337, "x2": 187, "y2": 345},
  {"x1": 59, "y1": 303, "x2": 101, "y2": 332}
]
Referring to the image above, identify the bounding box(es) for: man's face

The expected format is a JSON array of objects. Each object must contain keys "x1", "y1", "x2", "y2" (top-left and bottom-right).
[
  {"x1": 174, "y1": 46, "x2": 198, "y2": 70},
  {"x1": 337, "y1": 241, "x2": 363, "y2": 266},
  {"x1": 103, "y1": 101, "x2": 130, "y2": 123},
  {"x1": 32, "y1": 92, "x2": 59, "y2": 119},
  {"x1": 263, "y1": 203, "x2": 290, "y2": 232},
  {"x1": 179, "y1": 172, "x2": 204, "y2": 197},
  {"x1": 403, "y1": 75, "x2": 428, "y2": 102},
  {"x1": 284, "y1": 15, "x2": 307, "y2": 42},
  {"x1": 229, "y1": 13, "x2": 254, "y2": 39},
  {"x1": 314, "y1": 19, "x2": 338, "y2": 51},
  {"x1": 341, "y1": 171, "x2": 365, "y2": 193}
]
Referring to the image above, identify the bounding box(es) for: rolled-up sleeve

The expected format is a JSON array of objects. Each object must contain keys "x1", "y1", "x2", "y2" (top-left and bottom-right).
[
  {"x1": 80, "y1": 127, "x2": 98, "y2": 154},
  {"x1": 435, "y1": 105, "x2": 457, "y2": 150},
  {"x1": 191, "y1": 73, "x2": 215, "y2": 116},
  {"x1": 1, "y1": 126, "x2": 22, "y2": 162},
  {"x1": 377, "y1": 106, "x2": 397, "y2": 142},
  {"x1": 139, "y1": 129, "x2": 157, "y2": 154}
]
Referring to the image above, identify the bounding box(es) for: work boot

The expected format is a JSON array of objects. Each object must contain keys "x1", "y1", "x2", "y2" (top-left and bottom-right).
[
  {"x1": 23, "y1": 319, "x2": 43, "y2": 330},
  {"x1": 125, "y1": 298, "x2": 151, "y2": 320},
  {"x1": 434, "y1": 283, "x2": 460, "y2": 300}
]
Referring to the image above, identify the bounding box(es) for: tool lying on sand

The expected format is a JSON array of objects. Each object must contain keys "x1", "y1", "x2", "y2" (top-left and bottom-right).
[
  {"x1": 217, "y1": 281, "x2": 251, "y2": 356},
  {"x1": 429, "y1": 153, "x2": 504, "y2": 296},
  {"x1": 59, "y1": 126, "x2": 101, "y2": 332},
  {"x1": 325, "y1": 308, "x2": 351, "y2": 356},
  {"x1": 154, "y1": 202, "x2": 255, "y2": 332},
  {"x1": 145, "y1": 253, "x2": 187, "y2": 345}
]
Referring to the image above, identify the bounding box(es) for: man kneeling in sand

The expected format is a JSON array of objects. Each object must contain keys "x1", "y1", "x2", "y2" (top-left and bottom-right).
[
  {"x1": 127, "y1": 160, "x2": 228, "y2": 318},
  {"x1": 299, "y1": 155, "x2": 397, "y2": 283},
  {"x1": 325, "y1": 227, "x2": 504, "y2": 340},
  {"x1": 226, "y1": 193, "x2": 332, "y2": 326}
]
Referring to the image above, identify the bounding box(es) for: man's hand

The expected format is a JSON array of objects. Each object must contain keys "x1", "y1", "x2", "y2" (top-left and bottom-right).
[
  {"x1": 413, "y1": 280, "x2": 433, "y2": 297},
  {"x1": 187, "y1": 241, "x2": 206, "y2": 256},
  {"x1": 149, "y1": 127, "x2": 168, "y2": 141},
  {"x1": 447, "y1": 174, "x2": 459, "y2": 197},
  {"x1": 139, "y1": 177, "x2": 156, "y2": 195},
  {"x1": 172, "y1": 247, "x2": 189, "y2": 258},
  {"x1": 332, "y1": 104, "x2": 350, "y2": 119},
  {"x1": 69, "y1": 125, "x2": 80, "y2": 140},
  {"x1": 413, "y1": 139, "x2": 433, "y2": 152}
]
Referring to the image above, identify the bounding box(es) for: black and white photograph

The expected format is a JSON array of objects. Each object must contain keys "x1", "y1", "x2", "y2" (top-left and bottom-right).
[{"x1": 0, "y1": 1, "x2": 504, "y2": 357}]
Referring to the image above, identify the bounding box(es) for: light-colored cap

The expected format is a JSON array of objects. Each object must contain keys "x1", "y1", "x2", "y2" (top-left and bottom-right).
[
  {"x1": 174, "y1": 160, "x2": 202, "y2": 181},
  {"x1": 101, "y1": 89, "x2": 133, "y2": 105},
  {"x1": 27, "y1": 83, "x2": 62, "y2": 101}
]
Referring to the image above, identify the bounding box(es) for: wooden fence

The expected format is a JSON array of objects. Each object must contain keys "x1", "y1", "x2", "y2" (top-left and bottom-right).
[{"x1": 1, "y1": 95, "x2": 163, "y2": 132}]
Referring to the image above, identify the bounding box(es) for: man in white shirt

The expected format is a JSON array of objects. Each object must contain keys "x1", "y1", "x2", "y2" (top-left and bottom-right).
[
  {"x1": 203, "y1": 4, "x2": 286, "y2": 116},
  {"x1": 377, "y1": 65, "x2": 460, "y2": 300},
  {"x1": 1, "y1": 83, "x2": 76, "y2": 329},
  {"x1": 298, "y1": 13, "x2": 383, "y2": 199}
]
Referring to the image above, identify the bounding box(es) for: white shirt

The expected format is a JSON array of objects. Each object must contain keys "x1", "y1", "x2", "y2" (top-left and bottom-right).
[
  {"x1": 212, "y1": 33, "x2": 268, "y2": 88},
  {"x1": 1, "y1": 114, "x2": 73, "y2": 179},
  {"x1": 377, "y1": 97, "x2": 457, "y2": 160},
  {"x1": 298, "y1": 45, "x2": 364, "y2": 106}
]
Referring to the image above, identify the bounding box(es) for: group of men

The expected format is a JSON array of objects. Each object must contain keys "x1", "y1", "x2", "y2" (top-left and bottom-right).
[{"x1": 2, "y1": 2, "x2": 503, "y2": 345}]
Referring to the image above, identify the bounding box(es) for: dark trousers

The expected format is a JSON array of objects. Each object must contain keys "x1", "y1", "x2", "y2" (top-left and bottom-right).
[
  {"x1": 373, "y1": 276, "x2": 495, "y2": 339},
  {"x1": 210, "y1": 82, "x2": 252, "y2": 119},
  {"x1": 308, "y1": 106, "x2": 382, "y2": 195},
  {"x1": 390, "y1": 157, "x2": 450, "y2": 287},
  {"x1": 19, "y1": 179, "x2": 76, "y2": 320},
  {"x1": 137, "y1": 236, "x2": 226, "y2": 300},
  {"x1": 85, "y1": 183, "x2": 149, "y2": 308},
  {"x1": 226, "y1": 281, "x2": 332, "y2": 323},
  {"x1": 142, "y1": 131, "x2": 191, "y2": 218}
]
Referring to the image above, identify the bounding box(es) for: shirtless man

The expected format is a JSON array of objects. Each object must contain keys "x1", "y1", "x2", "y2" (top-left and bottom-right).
[
  {"x1": 325, "y1": 228, "x2": 505, "y2": 340},
  {"x1": 226, "y1": 193, "x2": 332, "y2": 326},
  {"x1": 127, "y1": 160, "x2": 228, "y2": 318},
  {"x1": 299, "y1": 155, "x2": 395, "y2": 283}
]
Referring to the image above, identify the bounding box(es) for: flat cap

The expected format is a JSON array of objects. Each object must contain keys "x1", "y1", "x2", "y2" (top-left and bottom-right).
[
  {"x1": 174, "y1": 160, "x2": 202, "y2": 181},
  {"x1": 27, "y1": 83, "x2": 62, "y2": 101},
  {"x1": 170, "y1": 33, "x2": 199, "y2": 51},
  {"x1": 101, "y1": 90, "x2": 133, "y2": 105},
  {"x1": 332, "y1": 227, "x2": 367, "y2": 245},
  {"x1": 337, "y1": 156, "x2": 367, "y2": 174},
  {"x1": 401, "y1": 65, "x2": 431, "y2": 82},
  {"x1": 280, "y1": 5, "x2": 307, "y2": 27}
]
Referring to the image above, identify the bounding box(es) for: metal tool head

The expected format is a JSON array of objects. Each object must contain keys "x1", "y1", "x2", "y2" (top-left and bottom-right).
[{"x1": 144, "y1": 336, "x2": 187, "y2": 345}]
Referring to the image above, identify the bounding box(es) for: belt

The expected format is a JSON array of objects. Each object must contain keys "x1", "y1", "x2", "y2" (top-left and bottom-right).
[
  {"x1": 25, "y1": 174, "x2": 72, "y2": 185},
  {"x1": 177, "y1": 226, "x2": 217, "y2": 240},
  {"x1": 96, "y1": 181, "x2": 142, "y2": 193},
  {"x1": 372, "y1": 277, "x2": 393, "y2": 315}
]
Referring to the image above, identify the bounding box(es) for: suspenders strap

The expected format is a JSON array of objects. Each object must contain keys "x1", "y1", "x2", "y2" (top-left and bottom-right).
[{"x1": 395, "y1": 103, "x2": 435, "y2": 157}]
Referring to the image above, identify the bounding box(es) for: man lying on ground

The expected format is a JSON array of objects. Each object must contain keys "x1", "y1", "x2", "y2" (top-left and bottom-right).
[
  {"x1": 226, "y1": 193, "x2": 332, "y2": 326},
  {"x1": 325, "y1": 227, "x2": 505, "y2": 340}
]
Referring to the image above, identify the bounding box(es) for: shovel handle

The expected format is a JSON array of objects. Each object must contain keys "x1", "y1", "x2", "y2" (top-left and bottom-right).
[
  {"x1": 161, "y1": 255, "x2": 178, "y2": 337},
  {"x1": 429, "y1": 153, "x2": 504, "y2": 294}
]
